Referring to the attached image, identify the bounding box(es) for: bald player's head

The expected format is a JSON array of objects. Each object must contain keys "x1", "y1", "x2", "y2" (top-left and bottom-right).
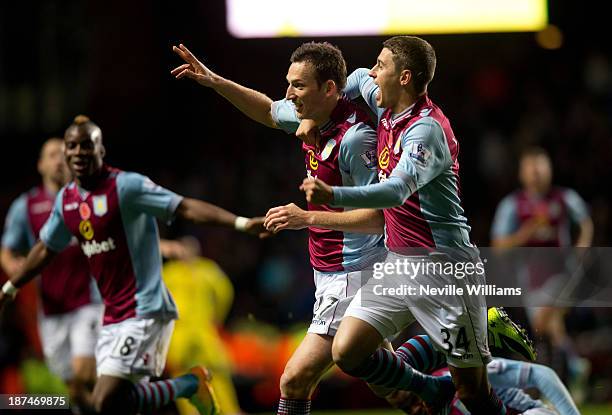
[
  {"x1": 38, "y1": 137, "x2": 69, "y2": 187},
  {"x1": 64, "y1": 115, "x2": 106, "y2": 179}
]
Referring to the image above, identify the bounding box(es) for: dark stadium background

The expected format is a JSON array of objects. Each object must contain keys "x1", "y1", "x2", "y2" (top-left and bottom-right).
[{"x1": 1, "y1": 0, "x2": 611, "y2": 411}]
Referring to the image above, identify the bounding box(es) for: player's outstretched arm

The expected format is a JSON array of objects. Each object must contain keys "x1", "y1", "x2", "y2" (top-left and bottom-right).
[
  {"x1": 176, "y1": 197, "x2": 269, "y2": 237},
  {"x1": 264, "y1": 203, "x2": 383, "y2": 234},
  {"x1": 0, "y1": 241, "x2": 56, "y2": 310},
  {"x1": 171, "y1": 43, "x2": 277, "y2": 128},
  {"x1": 301, "y1": 176, "x2": 409, "y2": 208}
]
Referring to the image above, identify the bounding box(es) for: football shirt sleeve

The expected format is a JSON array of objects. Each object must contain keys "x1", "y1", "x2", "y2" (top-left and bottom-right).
[
  {"x1": 39, "y1": 188, "x2": 73, "y2": 253},
  {"x1": 562, "y1": 188, "x2": 590, "y2": 223},
  {"x1": 270, "y1": 98, "x2": 300, "y2": 134},
  {"x1": 117, "y1": 172, "x2": 184, "y2": 223},
  {"x1": 1, "y1": 194, "x2": 32, "y2": 252},
  {"x1": 344, "y1": 68, "x2": 384, "y2": 120},
  {"x1": 490, "y1": 195, "x2": 519, "y2": 239},
  {"x1": 338, "y1": 123, "x2": 379, "y2": 186}
]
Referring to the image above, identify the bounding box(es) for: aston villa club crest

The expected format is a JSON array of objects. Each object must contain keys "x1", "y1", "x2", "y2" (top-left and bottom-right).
[
  {"x1": 320, "y1": 139, "x2": 336, "y2": 161},
  {"x1": 93, "y1": 195, "x2": 108, "y2": 217}
]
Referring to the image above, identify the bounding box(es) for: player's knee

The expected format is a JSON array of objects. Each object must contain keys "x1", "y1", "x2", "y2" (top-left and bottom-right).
[
  {"x1": 331, "y1": 336, "x2": 359, "y2": 372},
  {"x1": 73, "y1": 360, "x2": 96, "y2": 383},
  {"x1": 279, "y1": 366, "x2": 315, "y2": 398}
]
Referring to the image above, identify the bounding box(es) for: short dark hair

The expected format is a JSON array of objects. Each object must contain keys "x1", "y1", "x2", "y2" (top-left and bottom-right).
[
  {"x1": 382, "y1": 36, "x2": 436, "y2": 94},
  {"x1": 520, "y1": 146, "x2": 550, "y2": 160},
  {"x1": 290, "y1": 42, "x2": 347, "y2": 91},
  {"x1": 39, "y1": 137, "x2": 64, "y2": 159}
]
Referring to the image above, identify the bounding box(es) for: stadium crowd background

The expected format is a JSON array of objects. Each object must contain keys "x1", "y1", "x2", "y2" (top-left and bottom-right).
[{"x1": 1, "y1": 0, "x2": 611, "y2": 412}]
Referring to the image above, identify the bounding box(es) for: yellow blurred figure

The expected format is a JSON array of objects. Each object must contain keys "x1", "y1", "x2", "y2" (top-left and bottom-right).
[{"x1": 161, "y1": 237, "x2": 241, "y2": 415}]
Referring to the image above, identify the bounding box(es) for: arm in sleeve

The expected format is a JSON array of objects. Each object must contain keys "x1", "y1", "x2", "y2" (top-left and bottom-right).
[
  {"x1": 117, "y1": 172, "x2": 183, "y2": 223},
  {"x1": 562, "y1": 188, "x2": 593, "y2": 247},
  {"x1": 270, "y1": 99, "x2": 301, "y2": 134},
  {"x1": 332, "y1": 117, "x2": 450, "y2": 208},
  {"x1": 39, "y1": 189, "x2": 73, "y2": 253},
  {"x1": 1, "y1": 195, "x2": 31, "y2": 252},
  {"x1": 338, "y1": 123, "x2": 379, "y2": 186},
  {"x1": 490, "y1": 195, "x2": 519, "y2": 240},
  {"x1": 344, "y1": 68, "x2": 384, "y2": 120},
  {"x1": 562, "y1": 188, "x2": 590, "y2": 223},
  {"x1": 331, "y1": 176, "x2": 410, "y2": 209},
  {"x1": 118, "y1": 174, "x2": 245, "y2": 229}
]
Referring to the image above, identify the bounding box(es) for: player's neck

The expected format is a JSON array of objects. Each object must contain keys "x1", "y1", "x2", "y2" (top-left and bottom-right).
[
  {"x1": 391, "y1": 92, "x2": 418, "y2": 115},
  {"x1": 76, "y1": 167, "x2": 105, "y2": 190},
  {"x1": 42, "y1": 177, "x2": 61, "y2": 195},
  {"x1": 525, "y1": 185, "x2": 549, "y2": 197},
  {"x1": 313, "y1": 95, "x2": 340, "y2": 127}
]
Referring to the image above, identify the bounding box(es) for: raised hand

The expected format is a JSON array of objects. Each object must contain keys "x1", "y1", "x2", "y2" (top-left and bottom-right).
[
  {"x1": 300, "y1": 177, "x2": 333, "y2": 205},
  {"x1": 171, "y1": 43, "x2": 218, "y2": 87}
]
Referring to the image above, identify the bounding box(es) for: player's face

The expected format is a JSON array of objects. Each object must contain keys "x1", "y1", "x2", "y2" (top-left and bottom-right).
[
  {"x1": 38, "y1": 140, "x2": 69, "y2": 185},
  {"x1": 64, "y1": 128, "x2": 104, "y2": 179},
  {"x1": 285, "y1": 61, "x2": 329, "y2": 120},
  {"x1": 369, "y1": 48, "x2": 401, "y2": 109},
  {"x1": 519, "y1": 155, "x2": 552, "y2": 192}
]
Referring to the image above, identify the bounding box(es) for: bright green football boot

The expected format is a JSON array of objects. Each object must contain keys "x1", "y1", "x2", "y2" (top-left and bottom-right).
[{"x1": 488, "y1": 307, "x2": 537, "y2": 361}]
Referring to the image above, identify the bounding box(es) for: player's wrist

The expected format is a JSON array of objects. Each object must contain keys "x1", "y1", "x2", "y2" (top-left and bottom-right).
[
  {"x1": 210, "y1": 74, "x2": 229, "y2": 90},
  {"x1": 234, "y1": 216, "x2": 249, "y2": 232},
  {"x1": 329, "y1": 186, "x2": 337, "y2": 204},
  {"x1": 305, "y1": 211, "x2": 316, "y2": 227},
  {"x1": 2, "y1": 280, "x2": 19, "y2": 298}
]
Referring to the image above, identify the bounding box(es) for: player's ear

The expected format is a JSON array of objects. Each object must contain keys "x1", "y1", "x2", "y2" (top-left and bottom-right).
[
  {"x1": 399, "y1": 69, "x2": 412, "y2": 86},
  {"x1": 100, "y1": 144, "x2": 106, "y2": 158},
  {"x1": 325, "y1": 79, "x2": 336, "y2": 95}
]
